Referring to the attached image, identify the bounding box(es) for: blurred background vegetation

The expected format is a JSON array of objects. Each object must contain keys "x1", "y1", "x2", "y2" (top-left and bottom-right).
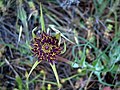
[{"x1": 0, "y1": 0, "x2": 120, "y2": 90}]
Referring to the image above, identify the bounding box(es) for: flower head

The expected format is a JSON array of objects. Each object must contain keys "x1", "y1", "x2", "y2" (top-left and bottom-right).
[{"x1": 31, "y1": 32, "x2": 61, "y2": 62}]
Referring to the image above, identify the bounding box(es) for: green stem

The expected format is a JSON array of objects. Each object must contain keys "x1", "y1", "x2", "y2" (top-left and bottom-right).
[
  {"x1": 63, "y1": 73, "x2": 80, "y2": 81},
  {"x1": 50, "y1": 62, "x2": 61, "y2": 89},
  {"x1": 84, "y1": 71, "x2": 93, "y2": 90},
  {"x1": 26, "y1": 60, "x2": 41, "y2": 90}
]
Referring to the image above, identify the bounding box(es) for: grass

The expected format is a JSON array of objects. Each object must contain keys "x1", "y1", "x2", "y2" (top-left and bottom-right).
[{"x1": 0, "y1": 0, "x2": 120, "y2": 90}]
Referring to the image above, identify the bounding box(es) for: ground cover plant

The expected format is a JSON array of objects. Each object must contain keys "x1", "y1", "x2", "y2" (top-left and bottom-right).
[{"x1": 0, "y1": 0, "x2": 120, "y2": 90}]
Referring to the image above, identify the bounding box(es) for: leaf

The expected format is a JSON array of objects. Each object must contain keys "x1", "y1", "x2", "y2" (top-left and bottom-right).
[
  {"x1": 16, "y1": 76, "x2": 23, "y2": 90},
  {"x1": 46, "y1": 14, "x2": 60, "y2": 26},
  {"x1": 92, "y1": 59, "x2": 104, "y2": 71},
  {"x1": 27, "y1": 60, "x2": 41, "y2": 79},
  {"x1": 80, "y1": 54, "x2": 87, "y2": 68},
  {"x1": 110, "y1": 65, "x2": 120, "y2": 73},
  {"x1": 109, "y1": 43, "x2": 120, "y2": 66},
  {"x1": 17, "y1": 6, "x2": 27, "y2": 21},
  {"x1": 61, "y1": 41, "x2": 66, "y2": 54},
  {"x1": 40, "y1": 3, "x2": 45, "y2": 32},
  {"x1": 17, "y1": 4, "x2": 29, "y2": 41},
  {"x1": 49, "y1": 25, "x2": 75, "y2": 44},
  {"x1": 32, "y1": 27, "x2": 37, "y2": 38},
  {"x1": 93, "y1": 0, "x2": 110, "y2": 16},
  {"x1": 0, "y1": 61, "x2": 5, "y2": 67}
]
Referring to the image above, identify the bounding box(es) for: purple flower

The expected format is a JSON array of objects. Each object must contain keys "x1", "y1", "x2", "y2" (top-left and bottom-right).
[{"x1": 31, "y1": 32, "x2": 61, "y2": 62}]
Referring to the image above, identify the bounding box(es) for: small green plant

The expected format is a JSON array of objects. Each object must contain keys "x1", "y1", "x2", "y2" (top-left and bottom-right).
[{"x1": 26, "y1": 3, "x2": 62, "y2": 89}]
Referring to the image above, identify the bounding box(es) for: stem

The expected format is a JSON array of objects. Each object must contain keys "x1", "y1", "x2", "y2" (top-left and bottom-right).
[
  {"x1": 56, "y1": 55, "x2": 73, "y2": 65},
  {"x1": 26, "y1": 60, "x2": 41, "y2": 90},
  {"x1": 50, "y1": 62, "x2": 61, "y2": 89},
  {"x1": 84, "y1": 71, "x2": 93, "y2": 90},
  {"x1": 26, "y1": 78, "x2": 29, "y2": 90},
  {"x1": 63, "y1": 73, "x2": 80, "y2": 81}
]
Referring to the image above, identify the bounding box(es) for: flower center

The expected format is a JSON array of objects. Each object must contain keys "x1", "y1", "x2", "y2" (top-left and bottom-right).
[
  {"x1": 42, "y1": 43, "x2": 52, "y2": 53},
  {"x1": 45, "y1": 46, "x2": 49, "y2": 50}
]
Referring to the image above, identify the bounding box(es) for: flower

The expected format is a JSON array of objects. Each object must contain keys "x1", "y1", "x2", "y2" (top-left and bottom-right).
[{"x1": 31, "y1": 32, "x2": 61, "y2": 62}]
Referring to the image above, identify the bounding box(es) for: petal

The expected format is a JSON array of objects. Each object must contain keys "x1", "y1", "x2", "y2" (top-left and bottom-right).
[{"x1": 34, "y1": 38, "x2": 40, "y2": 42}]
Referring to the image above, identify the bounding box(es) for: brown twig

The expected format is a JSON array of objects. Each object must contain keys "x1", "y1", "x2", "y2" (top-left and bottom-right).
[{"x1": 56, "y1": 55, "x2": 73, "y2": 65}]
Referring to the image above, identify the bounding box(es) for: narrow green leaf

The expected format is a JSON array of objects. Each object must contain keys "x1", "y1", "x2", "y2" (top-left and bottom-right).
[
  {"x1": 40, "y1": 3, "x2": 45, "y2": 32},
  {"x1": 16, "y1": 76, "x2": 23, "y2": 90},
  {"x1": 61, "y1": 41, "x2": 66, "y2": 54},
  {"x1": 17, "y1": 7, "x2": 27, "y2": 21},
  {"x1": 46, "y1": 14, "x2": 60, "y2": 26},
  {"x1": 27, "y1": 60, "x2": 41, "y2": 79},
  {"x1": 0, "y1": 62, "x2": 5, "y2": 67},
  {"x1": 32, "y1": 27, "x2": 37, "y2": 38}
]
